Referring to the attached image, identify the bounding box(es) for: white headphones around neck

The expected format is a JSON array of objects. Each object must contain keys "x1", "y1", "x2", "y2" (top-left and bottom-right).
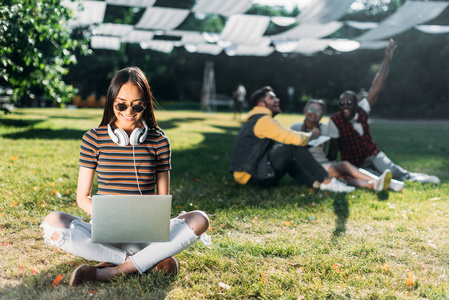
[{"x1": 107, "y1": 120, "x2": 148, "y2": 146}]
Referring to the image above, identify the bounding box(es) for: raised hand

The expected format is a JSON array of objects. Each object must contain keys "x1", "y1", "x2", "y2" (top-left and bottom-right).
[{"x1": 385, "y1": 39, "x2": 397, "y2": 61}]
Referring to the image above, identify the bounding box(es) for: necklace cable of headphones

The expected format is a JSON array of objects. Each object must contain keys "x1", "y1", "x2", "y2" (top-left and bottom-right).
[
  {"x1": 132, "y1": 144, "x2": 143, "y2": 195},
  {"x1": 107, "y1": 121, "x2": 148, "y2": 195}
]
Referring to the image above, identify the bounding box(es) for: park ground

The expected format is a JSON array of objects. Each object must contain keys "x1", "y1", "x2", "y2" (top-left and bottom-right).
[{"x1": 0, "y1": 108, "x2": 448, "y2": 299}]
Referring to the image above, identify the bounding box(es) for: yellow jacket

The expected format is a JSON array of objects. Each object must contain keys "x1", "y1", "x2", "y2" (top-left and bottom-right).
[{"x1": 233, "y1": 106, "x2": 312, "y2": 184}]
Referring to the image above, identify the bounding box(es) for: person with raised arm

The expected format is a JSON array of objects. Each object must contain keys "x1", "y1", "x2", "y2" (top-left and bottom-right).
[{"x1": 327, "y1": 39, "x2": 440, "y2": 187}]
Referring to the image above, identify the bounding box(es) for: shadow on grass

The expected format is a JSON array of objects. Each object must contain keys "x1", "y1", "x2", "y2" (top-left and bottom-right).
[
  {"x1": 158, "y1": 117, "x2": 207, "y2": 131},
  {"x1": 3, "y1": 129, "x2": 87, "y2": 140},
  {"x1": 47, "y1": 116, "x2": 99, "y2": 121},
  {"x1": 376, "y1": 191, "x2": 390, "y2": 201},
  {"x1": 332, "y1": 193, "x2": 349, "y2": 237},
  {"x1": 0, "y1": 259, "x2": 175, "y2": 299},
  {"x1": 0, "y1": 118, "x2": 44, "y2": 128},
  {"x1": 0, "y1": 117, "x2": 209, "y2": 140}
]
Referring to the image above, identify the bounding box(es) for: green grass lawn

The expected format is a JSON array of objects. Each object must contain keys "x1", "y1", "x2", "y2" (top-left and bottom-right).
[{"x1": 0, "y1": 108, "x2": 448, "y2": 299}]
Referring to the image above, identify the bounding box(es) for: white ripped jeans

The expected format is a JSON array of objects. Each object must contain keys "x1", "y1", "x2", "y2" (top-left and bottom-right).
[{"x1": 40, "y1": 212, "x2": 211, "y2": 274}]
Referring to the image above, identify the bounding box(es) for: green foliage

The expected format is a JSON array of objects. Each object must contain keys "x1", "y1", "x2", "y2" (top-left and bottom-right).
[
  {"x1": 0, "y1": 0, "x2": 90, "y2": 103},
  {"x1": 178, "y1": 13, "x2": 225, "y2": 33},
  {"x1": 344, "y1": 0, "x2": 401, "y2": 22},
  {"x1": 247, "y1": 3, "x2": 299, "y2": 17},
  {"x1": 247, "y1": 4, "x2": 299, "y2": 36},
  {"x1": 103, "y1": 5, "x2": 144, "y2": 25}
]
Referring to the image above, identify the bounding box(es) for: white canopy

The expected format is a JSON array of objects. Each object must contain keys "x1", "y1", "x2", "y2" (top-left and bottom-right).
[
  {"x1": 135, "y1": 7, "x2": 190, "y2": 30},
  {"x1": 270, "y1": 16, "x2": 297, "y2": 27},
  {"x1": 165, "y1": 30, "x2": 206, "y2": 44},
  {"x1": 358, "y1": 40, "x2": 390, "y2": 50},
  {"x1": 120, "y1": 30, "x2": 155, "y2": 43},
  {"x1": 105, "y1": 0, "x2": 155, "y2": 7},
  {"x1": 296, "y1": 0, "x2": 356, "y2": 24},
  {"x1": 356, "y1": 1, "x2": 449, "y2": 41},
  {"x1": 415, "y1": 25, "x2": 449, "y2": 34},
  {"x1": 62, "y1": 0, "x2": 449, "y2": 56},
  {"x1": 140, "y1": 40, "x2": 174, "y2": 53},
  {"x1": 274, "y1": 38, "x2": 361, "y2": 54},
  {"x1": 202, "y1": 32, "x2": 221, "y2": 43},
  {"x1": 346, "y1": 21, "x2": 378, "y2": 30},
  {"x1": 328, "y1": 39, "x2": 360, "y2": 52},
  {"x1": 273, "y1": 39, "x2": 330, "y2": 55},
  {"x1": 225, "y1": 44, "x2": 274, "y2": 57},
  {"x1": 91, "y1": 36, "x2": 121, "y2": 50},
  {"x1": 192, "y1": 0, "x2": 252, "y2": 16},
  {"x1": 63, "y1": 0, "x2": 106, "y2": 26},
  {"x1": 93, "y1": 23, "x2": 133, "y2": 36},
  {"x1": 196, "y1": 44, "x2": 223, "y2": 55},
  {"x1": 270, "y1": 21, "x2": 343, "y2": 40},
  {"x1": 219, "y1": 14, "x2": 271, "y2": 45}
]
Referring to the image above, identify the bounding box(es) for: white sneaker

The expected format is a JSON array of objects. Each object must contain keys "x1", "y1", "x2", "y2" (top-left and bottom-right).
[
  {"x1": 389, "y1": 179, "x2": 405, "y2": 192},
  {"x1": 425, "y1": 175, "x2": 441, "y2": 184},
  {"x1": 320, "y1": 178, "x2": 355, "y2": 193},
  {"x1": 374, "y1": 169, "x2": 392, "y2": 192},
  {"x1": 409, "y1": 173, "x2": 441, "y2": 184}
]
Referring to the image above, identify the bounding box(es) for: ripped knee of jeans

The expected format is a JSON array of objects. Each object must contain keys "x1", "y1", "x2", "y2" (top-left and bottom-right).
[
  {"x1": 175, "y1": 211, "x2": 210, "y2": 235},
  {"x1": 170, "y1": 217, "x2": 211, "y2": 248},
  {"x1": 51, "y1": 231, "x2": 60, "y2": 241},
  {"x1": 40, "y1": 222, "x2": 68, "y2": 248}
]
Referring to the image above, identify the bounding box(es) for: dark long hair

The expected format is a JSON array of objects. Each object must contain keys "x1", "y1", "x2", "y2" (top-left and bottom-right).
[{"x1": 99, "y1": 67, "x2": 159, "y2": 129}]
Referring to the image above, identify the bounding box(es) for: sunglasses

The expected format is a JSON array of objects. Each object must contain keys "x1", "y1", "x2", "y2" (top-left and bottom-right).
[
  {"x1": 307, "y1": 107, "x2": 323, "y2": 115},
  {"x1": 113, "y1": 102, "x2": 146, "y2": 113},
  {"x1": 339, "y1": 99, "x2": 353, "y2": 106}
]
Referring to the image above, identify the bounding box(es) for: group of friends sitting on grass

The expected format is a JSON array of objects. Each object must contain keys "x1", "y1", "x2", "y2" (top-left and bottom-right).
[{"x1": 229, "y1": 39, "x2": 440, "y2": 193}]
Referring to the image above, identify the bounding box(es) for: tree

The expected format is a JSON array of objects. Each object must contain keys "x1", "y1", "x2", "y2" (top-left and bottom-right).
[{"x1": 0, "y1": 0, "x2": 90, "y2": 104}]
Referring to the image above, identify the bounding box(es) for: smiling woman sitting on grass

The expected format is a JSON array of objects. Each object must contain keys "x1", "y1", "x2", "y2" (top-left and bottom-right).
[{"x1": 40, "y1": 67, "x2": 210, "y2": 286}]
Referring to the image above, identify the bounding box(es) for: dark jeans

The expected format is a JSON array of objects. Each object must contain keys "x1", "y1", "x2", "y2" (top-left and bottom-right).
[{"x1": 248, "y1": 144, "x2": 329, "y2": 187}]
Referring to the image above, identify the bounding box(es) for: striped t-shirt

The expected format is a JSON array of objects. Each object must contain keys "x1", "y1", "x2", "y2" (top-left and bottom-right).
[{"x1": 79, "y1": 125, "x2": 171, "y2": 195}]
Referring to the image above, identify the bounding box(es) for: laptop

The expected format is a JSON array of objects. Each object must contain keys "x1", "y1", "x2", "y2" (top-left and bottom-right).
[{"x1": 91, "y1": 195, "x2": 172, "y2": 243}]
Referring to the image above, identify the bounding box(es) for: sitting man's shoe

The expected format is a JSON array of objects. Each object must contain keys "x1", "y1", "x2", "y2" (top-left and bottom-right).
[
  {"x1": 409, "y1": 172, "x2": 441, "y2": 184},
  {"x1": 426, "y1": 175, "x2": 441, "y2": 184},
  {"x1": 374, "y1": 169, "x2": 392, "y2": 192},
  {"x1": 69, "y1": 265, "x2": 98, "y2": 287},
  {"x1": 152, "y1": 257, "x2": 179, "y2": 275},
  {"x1": 320, "y1": 178, "x2": 355, "y2": 193},
  {"x1": 389, "y1": 179, "x2": 405, "y2": 192}
]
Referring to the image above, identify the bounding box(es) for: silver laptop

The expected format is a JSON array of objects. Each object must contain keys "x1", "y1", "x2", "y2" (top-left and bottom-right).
[{"x1": 91, "y1": 195, "x2": 172, "y2": 243}]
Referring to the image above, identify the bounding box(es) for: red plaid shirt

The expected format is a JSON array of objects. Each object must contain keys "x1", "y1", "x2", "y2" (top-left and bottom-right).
[{"x1": 331, "y1": 108, "x2": 379, "y2": 167}]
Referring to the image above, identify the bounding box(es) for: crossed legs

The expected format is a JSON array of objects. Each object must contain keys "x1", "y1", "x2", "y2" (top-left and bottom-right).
[
  {"x1": 42, "y1": 210, "x2": 210, "y2": 282},
  {"x1": 95, "y1": 210, "x2": 210, "y2": 280}
]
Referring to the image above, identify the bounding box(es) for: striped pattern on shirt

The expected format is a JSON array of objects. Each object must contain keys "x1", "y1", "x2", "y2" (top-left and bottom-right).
[{"x1": 79, "y1": 126, "x2": 171, "y2": 195}]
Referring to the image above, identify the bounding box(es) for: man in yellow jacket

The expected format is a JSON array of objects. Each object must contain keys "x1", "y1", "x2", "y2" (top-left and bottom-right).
[{"x1": 229, "y1": 86, "x2": 355, "y2": 193}]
